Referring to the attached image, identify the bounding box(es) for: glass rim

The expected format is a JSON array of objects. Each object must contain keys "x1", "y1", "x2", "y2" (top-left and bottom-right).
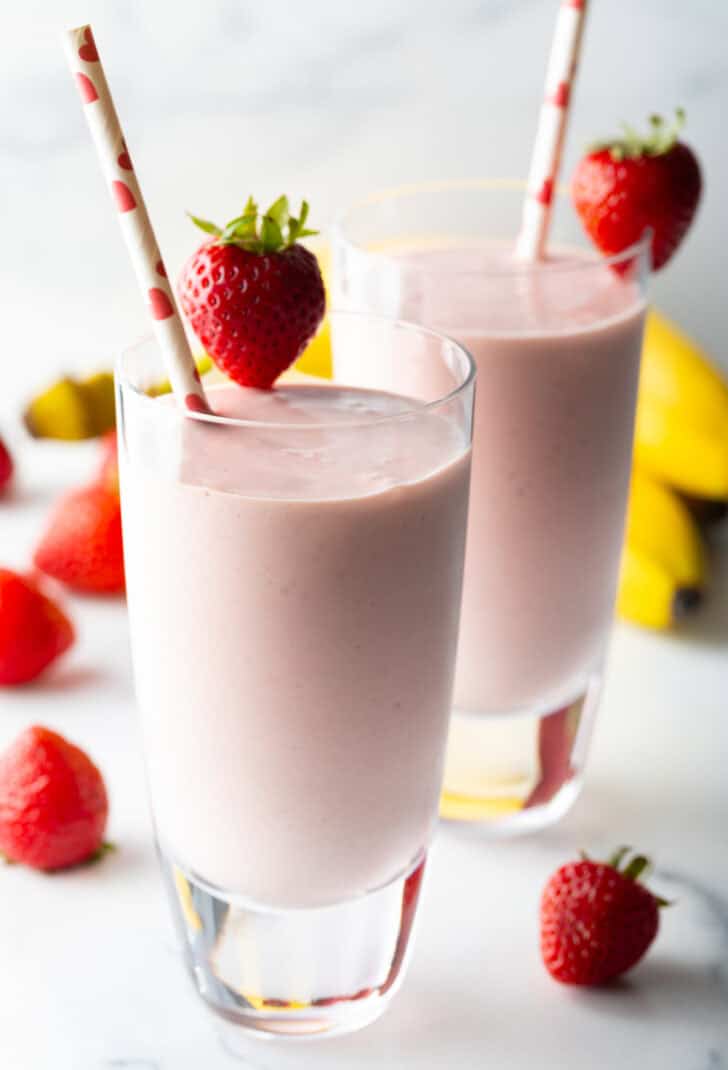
[
  {"x1": 331, "y1": 177, "x2": 653, "y2": 277},
  {"x1": 116, "y1": 309, "x2": 477, "y2": 432}
]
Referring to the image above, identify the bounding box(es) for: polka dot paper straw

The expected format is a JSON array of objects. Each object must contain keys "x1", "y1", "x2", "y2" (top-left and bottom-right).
[
  {"x1": 514, "y1": 0, "x2": 588, "y2": 262},
  {"x1": 62, "y1": 25, "x2": 211, "y2": 414}
]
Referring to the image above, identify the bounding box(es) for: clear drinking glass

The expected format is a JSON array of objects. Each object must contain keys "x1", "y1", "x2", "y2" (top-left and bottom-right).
[
  {"x1": 331, "y1": 180, "x2": 650, "y2": 832},
  {"x1": 116, "y1": 311, "x2": 474, "y2": 1045}
]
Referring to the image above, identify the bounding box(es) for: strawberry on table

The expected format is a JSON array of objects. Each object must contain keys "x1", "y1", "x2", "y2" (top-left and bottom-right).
[
  {"x1": 0, "y1": 433, "x2": 14, "y2": 494},
  {"x1": 572, "y1": 109, "x2": 702, "y2": 271},
  {"x1": 0, "y1": 725, "x2": 109, "y2": 870},
  {"x1": 178, "y1": 195, "x2": 325, "y2": 389},
  {"x1": 540, "y1": 847, "x2": 666, "y2": 986},
  {"x1": 0, "y1": 570, "x2": 75, "y2": 685},
  {"x1": 34, "y1": 482, "x2": 125, "y2": 595}
]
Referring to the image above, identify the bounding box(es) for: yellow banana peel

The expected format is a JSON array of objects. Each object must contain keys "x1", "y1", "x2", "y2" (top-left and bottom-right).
[
  {"x1": 635, "y1": 310, "x2": 728, "y2": 498},
  {"x1": 640, "y1": 310, "x2": 728, "y2": 428},
  {"x1": 24, "y1": 357, "x2": 213, "y2": 439},
  {"x1": 294, "y1": 243, "x2": 332, "y2": 379},
  {"x1": 23, "y1": 376, "x2": 100, "y2": 440},
  {"x1": 617, "y1": 469, "x2": 706, "y2": 630},
  {"x1": 634, "y1": 394, "x2": 728, "y2": 499}
]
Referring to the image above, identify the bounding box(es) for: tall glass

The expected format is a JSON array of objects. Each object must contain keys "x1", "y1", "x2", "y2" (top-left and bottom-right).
[
  {"x1": 331, "y1": 181, "x2": 650, "y2": 832},
  {"x1": 116, "y1": 311, "x2": 474, "y2": 1045}
]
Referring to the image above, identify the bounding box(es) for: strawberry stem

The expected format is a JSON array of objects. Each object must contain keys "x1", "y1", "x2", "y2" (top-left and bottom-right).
[
  {"x1": 588, "y1": 108, "x2": 687, "y2": 161},
  {"x1": 188, "y1": 196, "x2": 317, "y2": 254},
  {"x1": 622, "y1": 854, "x2": 651, "y2": 882},
  {"x1": 607, "y1": 845, "x2": 631, "y2": 869},
  {"x1": 88, "y1": 840, "x2": 116, "y2": 865}
]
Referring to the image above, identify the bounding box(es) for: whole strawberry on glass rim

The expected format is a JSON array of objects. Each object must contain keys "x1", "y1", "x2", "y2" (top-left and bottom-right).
[
  {"x1": 178, "y1": 196, "x2": 326, "y2": 389},
  {"x1": 572, "y1": 109, "x2": 702, "y2": 271},
  {"x1": 540, "y1": 846, "x2": 668, "y2": 986}
]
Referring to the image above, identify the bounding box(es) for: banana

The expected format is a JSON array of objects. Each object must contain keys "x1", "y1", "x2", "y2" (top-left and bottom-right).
[
  {"x1": 24, "y1": 357, "x2": 213, "y2": 439},
  {"x1": 23, "y1": 376, "x2": 98, "y2": 440},
  {"x1": 24, "y1": 371, "x2": 117, "y2": 440},
  {"x1": 294, "y1": 243, "x2": 332, "y2": 379},
  {"x1": 634, "y1": 310, "x2": 728, "y2": 498},
  {"x1": 617, "y1": 469, "x2": 706, "y2": 630}
]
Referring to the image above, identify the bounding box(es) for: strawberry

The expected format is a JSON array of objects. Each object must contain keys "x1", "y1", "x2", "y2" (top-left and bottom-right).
[
  {"x1": 0, "y1": 570, "x2": 74, "y2": 685},
  {"x1": 34, "y1": 482, "x2": 124, "y2": 594},
  {"x1": 572, "y1": 110, "x2": 702, "y2": 271},
  {"x1": 0, "y1": 433, "x2": 13, "y2": 494},
  {"x1": 0, "y1": 725, "x2": 108, "y2": 870},
  {"x1": 96, "y1": 430, "x2": 119, "y2": 493},
  {"x1": 541, "y1": 847, "x2": 666, "y2": 986},
  {"x1": 178, "y1": 195, "x2": 325, "y2": 389}
]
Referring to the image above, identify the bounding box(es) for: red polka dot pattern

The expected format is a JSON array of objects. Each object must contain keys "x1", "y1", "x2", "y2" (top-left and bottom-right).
[
  {"x1": 78, "y1": 27, "x2": 99, "y2": 62},
  {"x1": 536, "y1": 179, "x2": 554, "y2": 206},
  {"x1": 148, "y1": 288, "x2": 174, "y2": 321},
  {"x1": 75, "y1": 73, "x2": 98, "y2": 104},
  {"x1": 549, "y1": 81, "x2": 570, "y2": 108},
  {"x1": 111, "y1": 180, "x2": 136, "y2": 213},
  {"x1": 117, "y1": 141, "x2": 133, "y2": 171},
  {"x1": 185, "y1": 393, "x2": 209, "y2": 414}
]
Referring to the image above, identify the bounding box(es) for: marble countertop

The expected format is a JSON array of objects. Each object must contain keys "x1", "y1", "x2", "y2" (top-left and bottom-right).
[{"x1": 1, "y1": 438, "x2": 727, "y2": 1069}]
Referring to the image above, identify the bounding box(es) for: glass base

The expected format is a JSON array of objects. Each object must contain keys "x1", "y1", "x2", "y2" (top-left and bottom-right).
[
  {"x1": 440, "y1": 671, "x2": 602, "y2": 831},
  {"x1": 159, "y1": 847, "x2": 426, "y2": 1041}
]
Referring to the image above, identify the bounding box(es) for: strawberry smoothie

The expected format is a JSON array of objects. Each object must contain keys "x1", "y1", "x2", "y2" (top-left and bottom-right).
[
  {"x1": 335, "y1": 241, "x2": 646, "y2": 715},
  {"x1": 120, "y1": 382, "x2": 471, "y2": 908}
]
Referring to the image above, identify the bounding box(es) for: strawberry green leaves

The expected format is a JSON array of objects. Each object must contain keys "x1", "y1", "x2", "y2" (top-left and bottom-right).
[
  {"x1": 588, "y1": 108, "x2": 688, "y2": 162},
  {"x1": 188, "y1": 196, "x2": 317, "y2": 255},
  {"x1": 187, "y1": 215, "x2": 222, "y2": 237}
]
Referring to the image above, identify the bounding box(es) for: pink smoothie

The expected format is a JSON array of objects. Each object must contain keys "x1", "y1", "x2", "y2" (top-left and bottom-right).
[
  {"x1": 335, "y1": 242, "x2": 646, "y2": 715},
  {"x1": 120, "y1": 383, "x2": 470, "y2": 908}
]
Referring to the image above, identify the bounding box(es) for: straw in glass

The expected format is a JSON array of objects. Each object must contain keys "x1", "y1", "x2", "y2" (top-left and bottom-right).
[
  {"x1": 62, "y1": 25, "x2": 211, "y2": 414},
  {"x1": 514, "y1": 0, "x2": 588, "y2": 262}
]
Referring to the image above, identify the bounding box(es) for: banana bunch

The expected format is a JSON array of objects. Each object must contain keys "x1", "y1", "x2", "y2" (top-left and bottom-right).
[{"x1": 619, "y1": 310, "x2": 728, "y2": 630}]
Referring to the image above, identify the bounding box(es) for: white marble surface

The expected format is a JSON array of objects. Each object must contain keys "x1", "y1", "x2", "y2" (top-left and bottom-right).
[
  {"x1": 1, "y1": 2, "x2": 728, "y2": 1066},
  {"x1": 1, "y1": 439, "x2": 728, "y2": 1067}
]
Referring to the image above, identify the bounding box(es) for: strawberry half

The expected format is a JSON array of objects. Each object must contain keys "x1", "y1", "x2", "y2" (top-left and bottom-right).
[
  {"x1": 178, "y1": 196, "x2": 325, "y2": 389},
  {"x1": 34, "y1": 482, "x2": 125, "y2": 595},
  {"x1": 572, "y1": 110, "x2": 702, "y2": 271},
  {"x1": 541, "y1": 847, "x2": 666, "y2": 986},
  {"x1": 0, "y1": 725, "x2": 108, "y2": 870}
]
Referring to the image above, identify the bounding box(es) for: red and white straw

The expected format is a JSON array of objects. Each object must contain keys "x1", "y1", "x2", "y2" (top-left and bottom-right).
[
  {"x1": 514, "y1": 0, "x2": 588, "y2": 262},
  {"x1": 62, "y1": 25, "x2": 211, "y2": 414}
]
